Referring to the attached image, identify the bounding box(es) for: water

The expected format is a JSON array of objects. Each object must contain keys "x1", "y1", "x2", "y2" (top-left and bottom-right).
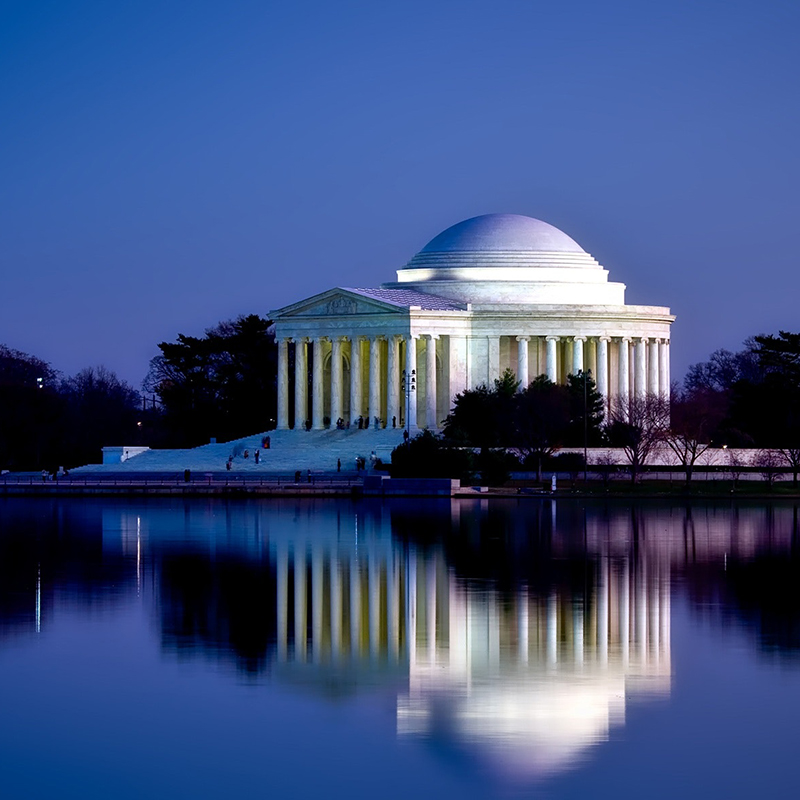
[{"x1": 1, "y1": 497, "x2": 799, "y2": 799}]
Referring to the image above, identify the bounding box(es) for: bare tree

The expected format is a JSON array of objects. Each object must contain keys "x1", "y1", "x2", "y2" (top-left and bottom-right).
[
  {"x1": 725, "y1": 448, "x2": 749, "y2": 489},
  {"x1": 778, "y1": 447, "x2": 800, "y2": 487},
  {"x1": 607, "y1": 394, "x2": 670, "y2": 483},
  {"x1": 665, "y1": 389, "x2": 723, "y2": 484},
  {"x1": 593, "y1": 450, "x2": 619, "y2": 488},
  {"x1": 755, "y1": 449, "x2": 784, "y2": 489}
]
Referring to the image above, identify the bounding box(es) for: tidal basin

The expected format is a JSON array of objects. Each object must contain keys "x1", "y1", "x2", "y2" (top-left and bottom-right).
[{"x1": 1, "y1": 498, "x2": 799, "y2": 799}]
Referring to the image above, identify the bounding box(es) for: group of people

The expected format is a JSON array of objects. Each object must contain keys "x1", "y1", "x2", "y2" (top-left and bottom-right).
[
  {"x1": 300, "y1": 416, "x2": 402, "y2": 430},
  {"x1": 41, "y1": 468, "x2": 68, "y2": 481},
  {"x1": 225, "y1": 437, "x2": 271, "y2": 470},
  {"x1": 353, "y1": 451, "x2": 378, "y2": 471}
]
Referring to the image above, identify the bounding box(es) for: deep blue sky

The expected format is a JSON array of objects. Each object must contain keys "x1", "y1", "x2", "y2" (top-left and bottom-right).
[{"x1": 2, "y1": 0, "x2": 798, "y2": 387}]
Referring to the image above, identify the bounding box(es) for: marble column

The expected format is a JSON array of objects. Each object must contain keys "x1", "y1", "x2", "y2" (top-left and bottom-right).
[
  {"x1": 405, "y1": 335, "x2": 418, "y2": 429},
  {"x1": 634, "y1": 337, "x2": 647, "y2": 398},
  {"x1": 546, "y1": 336, "x2": 559, "y2": 383},
  {"x1": 387, "y1": 335, "x2": 400, "y2": 429},
  {"x1": 369, "y1": 336, "x2": 382, "y2": 427},
  {"x1": 312, "y1": 337, "x2": 325, "y2": 429},
  {"x1": 597, "y1": 337, "x2": 610, "y2": 405},
  {"x1": 294, "y1": 337, "x2": 307, "y2": 430},
  {"x1": 350, "y1": 336, "x2": 363, "y2": 425},
  {"x1": 618, "y1": 338, "x2": 630, "y2": 409},
  {"x1": 516, "y1": 336, "x2": 529, "y2": 388},
  {"x1": 277, "y1": 337, "x2": 290, "y2": 429},
  {"x1": 426, "y1": 335, "x2": 438, "y2": 429},
  {"x1": 331, "y1": 336, "x2": 344, "y2": 425},
  {"x1": 648, "y1": 338, "x2": 660, "y2": 396},
  {"x1": 587, "y1": 337, "x2": 598, "y2": 379},
  {"x1": 572, "y1": 336, "x2": 585, "y2": 375},
  {"x1": 488, "y1": 336, "x2": 501, "y2": 383},
  {"x1": 660, "y1": 340, "x2": 670, "y2": 400}
]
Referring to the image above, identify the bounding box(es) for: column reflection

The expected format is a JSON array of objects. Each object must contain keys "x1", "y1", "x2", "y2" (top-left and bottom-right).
[
  {"x1": 396, "y1": 550, "x2": 671, "y2": 779},
  {"x1": 265, "y1": 504, "x2": 672, "y2": 780}
]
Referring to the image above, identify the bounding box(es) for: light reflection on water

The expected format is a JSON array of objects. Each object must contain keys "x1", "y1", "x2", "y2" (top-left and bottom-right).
[{"x1": 1, "y1": 498, "x2": 800, "y2": 798}]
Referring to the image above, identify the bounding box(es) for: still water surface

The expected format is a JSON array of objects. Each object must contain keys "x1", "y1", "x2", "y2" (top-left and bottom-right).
[{"x1": 1, "y1": 497, "x2": 799, "y2": 799}]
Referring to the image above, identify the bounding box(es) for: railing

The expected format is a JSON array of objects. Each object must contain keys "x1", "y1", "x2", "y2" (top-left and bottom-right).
[{"x1": 0, "y1": 473, "x2": 365, "y2": 489}]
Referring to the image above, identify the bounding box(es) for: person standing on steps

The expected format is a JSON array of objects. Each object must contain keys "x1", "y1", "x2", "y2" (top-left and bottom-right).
[{"x1": 337, "y1": 458, "x2": 341, "y2": 472}]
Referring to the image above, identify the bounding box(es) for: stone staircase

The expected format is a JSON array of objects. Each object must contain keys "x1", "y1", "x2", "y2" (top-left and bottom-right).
[{"x1": 74, "y1": 428, "x2": 410, "y2": 474}]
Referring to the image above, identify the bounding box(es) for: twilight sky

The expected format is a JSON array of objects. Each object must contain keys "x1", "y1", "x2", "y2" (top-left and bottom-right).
[{"x1": 2, "y1": 0, "x2": 798, "y2": 388}]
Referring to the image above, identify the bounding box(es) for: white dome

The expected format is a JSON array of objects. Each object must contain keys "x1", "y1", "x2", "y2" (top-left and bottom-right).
[
  {"x1": 384, "y1": 213, "x2": 623, "y2": 305},
  {"x1": 416, "y1": 213, "x2": 585, "y2": 256},
  {"x1": 402, "y1": 213, "x2": 601, "y2": 273}
]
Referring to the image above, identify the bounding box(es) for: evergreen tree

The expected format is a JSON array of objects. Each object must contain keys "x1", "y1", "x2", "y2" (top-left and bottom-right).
[
  {"x1": 564, "y1": 371, "x2": 605, "y2": 447},
  {"x1": 145, "y1": 314, "x2": 276, "y2": 446}
]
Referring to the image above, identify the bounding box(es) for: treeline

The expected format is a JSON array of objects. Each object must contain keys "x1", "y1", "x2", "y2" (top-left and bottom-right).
[
  {"x1": 678, "y1": 332, "x2": 800, "y2": 449},
  {"x1": 0, "y1": 346, "x2": 142, "y2": 471},
  {"x1": 0, "y1": 314, "x2": 277, "y2": 471}
]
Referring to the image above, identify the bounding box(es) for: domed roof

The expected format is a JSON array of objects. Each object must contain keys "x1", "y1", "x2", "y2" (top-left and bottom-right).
[{"x1": 418, "y1": 214, "x2": 585, "y2": 255}]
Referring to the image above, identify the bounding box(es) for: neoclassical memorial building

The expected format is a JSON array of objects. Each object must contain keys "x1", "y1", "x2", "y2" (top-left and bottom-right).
[{"x1": 271, "y1": 213, "x2": 674, "y2": 431}]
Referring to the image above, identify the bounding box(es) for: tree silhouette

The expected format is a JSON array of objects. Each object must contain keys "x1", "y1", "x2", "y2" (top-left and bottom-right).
[{"x1": 145, "y1": 314, "x2": 276, "y2": 446}]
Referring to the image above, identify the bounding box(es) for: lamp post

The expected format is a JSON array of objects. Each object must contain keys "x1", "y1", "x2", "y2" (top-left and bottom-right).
[
  {"x1": 584, "y1": 370, "x2": 589, "y2": 484},
  {"x1": 402, "y1": 369, "x2": 416, "y2": 445}
]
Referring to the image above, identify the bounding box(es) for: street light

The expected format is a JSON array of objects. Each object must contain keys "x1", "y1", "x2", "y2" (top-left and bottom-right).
[
  {"x1": 584, "y1": 370, "x2": 589, "y2": 483},
  {"x1": 402, "y1": 369, "x2": 416, "y2": 445}
]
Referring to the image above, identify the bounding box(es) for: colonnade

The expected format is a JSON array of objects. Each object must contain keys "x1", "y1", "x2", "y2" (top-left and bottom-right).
[
  {"x1": 276, "y1": 333, "x2": 671, "y2": 430},
  {"x1": 277, "y1": 333, "x2": 436, "y2": 431},
  {"x1": 531, "y1": 335, "x2": 669, "y2": 402}
]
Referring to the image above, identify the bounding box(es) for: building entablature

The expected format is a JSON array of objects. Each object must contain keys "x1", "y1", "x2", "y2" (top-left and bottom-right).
[{"x1": 384, "y1": 278, "x2": 626, "y2": 305}]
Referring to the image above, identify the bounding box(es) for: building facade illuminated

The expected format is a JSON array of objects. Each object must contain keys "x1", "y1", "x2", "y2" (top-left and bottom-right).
[{"x1": 271, "y1": 214, "x2": 675, "y2": 430}]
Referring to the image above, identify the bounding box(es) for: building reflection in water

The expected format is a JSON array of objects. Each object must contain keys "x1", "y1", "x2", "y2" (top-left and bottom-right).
[
  {"x1": 13, "y1": 497, "x2": 800, "y2": 782},
  {"x1": 263, "y1": 501, "x2": 672, "y2": 779}
]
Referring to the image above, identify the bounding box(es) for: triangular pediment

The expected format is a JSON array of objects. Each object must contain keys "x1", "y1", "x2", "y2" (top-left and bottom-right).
[{"x1": 272, "y1": 288, "x2": 406, "y2": 319}]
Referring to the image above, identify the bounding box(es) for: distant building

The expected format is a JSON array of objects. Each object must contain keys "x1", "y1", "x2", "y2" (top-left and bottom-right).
[{"x1": 271, "y1": 213, "x2": 674, "y2": 430}]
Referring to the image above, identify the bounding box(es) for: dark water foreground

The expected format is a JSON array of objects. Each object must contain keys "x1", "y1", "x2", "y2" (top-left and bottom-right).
[{"x1": 1, "y1": 497, "x2": 799, "y2": 799}]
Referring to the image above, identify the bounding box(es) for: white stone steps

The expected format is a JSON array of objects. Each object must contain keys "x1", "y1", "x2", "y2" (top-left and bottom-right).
[{"x1": 74, "y1": 428, "x2": 409, "y2": 474}]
